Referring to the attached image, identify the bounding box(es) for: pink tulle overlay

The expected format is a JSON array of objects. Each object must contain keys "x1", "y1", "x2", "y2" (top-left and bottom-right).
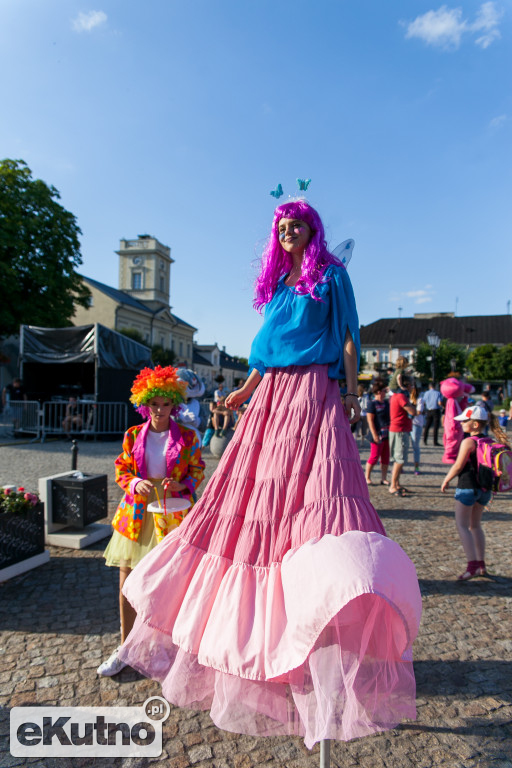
[{"x1": 119, "y1": 365, "x2": 422, "y2": 748}]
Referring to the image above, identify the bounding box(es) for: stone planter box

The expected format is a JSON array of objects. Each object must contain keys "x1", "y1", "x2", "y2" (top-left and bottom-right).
[{"x1": 0, "y1": 502, "x2": 49, "y2": 580}]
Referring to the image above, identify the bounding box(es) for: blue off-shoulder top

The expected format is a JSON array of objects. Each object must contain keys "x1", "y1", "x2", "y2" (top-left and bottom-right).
[{"x1": 249, "y1": 264, "x2": 360, "y2": 380}]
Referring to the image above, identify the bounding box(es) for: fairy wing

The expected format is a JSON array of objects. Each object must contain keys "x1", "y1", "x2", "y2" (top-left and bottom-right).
[{"x1": 332, "y1": 238, "x2": 355, "y2": 268}]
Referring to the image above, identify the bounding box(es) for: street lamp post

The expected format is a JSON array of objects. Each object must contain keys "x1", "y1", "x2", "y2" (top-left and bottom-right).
[
  {"x1": 450, "y1": 357, "x2": 457, "y2": 375},
  {"x1": 426, "y1": 330, "x2": 441, "y2": 385}
]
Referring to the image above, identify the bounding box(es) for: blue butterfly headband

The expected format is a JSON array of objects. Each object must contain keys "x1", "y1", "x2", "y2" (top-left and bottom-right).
[{"x1": 270, "y1": 178, "x2": 311, "y2": 199}]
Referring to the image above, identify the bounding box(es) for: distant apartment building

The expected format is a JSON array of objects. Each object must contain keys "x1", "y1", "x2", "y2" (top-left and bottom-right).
[{"x1": 360, "y1": 312, "x2": 512, "y2": 375}]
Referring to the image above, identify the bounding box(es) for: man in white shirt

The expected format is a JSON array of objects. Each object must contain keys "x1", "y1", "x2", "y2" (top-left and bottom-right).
[{"x1": 214, "y1": 383, "x2": 225, "y2": 403}]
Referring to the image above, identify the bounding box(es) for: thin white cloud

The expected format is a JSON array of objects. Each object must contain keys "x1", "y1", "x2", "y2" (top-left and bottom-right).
[
  {"x1": 405, "y1": 6, "x2": 467, "y2": 49},
  {"x1": 72, "y1": 10, "x2": 107, "y2": 33},
  {"x1": 489, "y1": 114, "x2": 507, "y2": 129},
  {"x1": 472, "y1": 1, "x2": 502, "y2": 48},
  {"x1": 403, "y1": 2, "x2": 502, "y2": 50},
  {"x1": 391, "y1": 286, "x2": 435, "y2": 305}
]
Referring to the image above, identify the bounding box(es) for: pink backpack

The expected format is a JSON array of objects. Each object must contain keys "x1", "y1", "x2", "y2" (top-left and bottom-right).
[{"x1": 470, "y1": 436, "x2": 512, "y2": 493}]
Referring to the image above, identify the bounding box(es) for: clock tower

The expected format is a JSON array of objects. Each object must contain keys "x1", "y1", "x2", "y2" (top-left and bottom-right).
[{"x1": 117, "y1": 235, "x2": 174, "y2": 306}]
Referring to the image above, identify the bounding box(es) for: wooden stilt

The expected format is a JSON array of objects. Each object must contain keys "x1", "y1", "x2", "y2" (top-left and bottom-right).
[{"x1": 320, "y1": 739, "x2": 331, "y2": 768}]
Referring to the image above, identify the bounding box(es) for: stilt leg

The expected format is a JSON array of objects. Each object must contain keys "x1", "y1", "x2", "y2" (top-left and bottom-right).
[{"x1": 320, "y1": 739, "x2": 331, "y2": 768}]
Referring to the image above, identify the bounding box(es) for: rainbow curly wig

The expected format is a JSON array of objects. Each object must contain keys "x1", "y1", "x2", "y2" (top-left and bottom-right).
[{"x1": 130, "y1": 365, "x2": 187, "y2": 419}]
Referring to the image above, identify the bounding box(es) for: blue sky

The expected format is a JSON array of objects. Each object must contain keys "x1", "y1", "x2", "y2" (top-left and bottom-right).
[{"x1": 1, "y1": 0, "x2": 510, "y2": 357}]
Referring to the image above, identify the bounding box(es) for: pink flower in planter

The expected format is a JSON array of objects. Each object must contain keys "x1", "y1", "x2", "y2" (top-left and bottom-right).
[{"x1": 4, "y1": 488, "x2": 11, "y2": 495}]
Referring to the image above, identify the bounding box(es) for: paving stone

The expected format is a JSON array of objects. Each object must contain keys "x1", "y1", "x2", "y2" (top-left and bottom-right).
[{"x1": 1, "y1": 441, "x2": 511, "y2": 767}]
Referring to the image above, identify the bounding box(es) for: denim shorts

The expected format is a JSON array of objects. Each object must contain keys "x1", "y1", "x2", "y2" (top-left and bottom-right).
[{"x1": 454, "y1": 487, "x2": 492, "y2": 507}]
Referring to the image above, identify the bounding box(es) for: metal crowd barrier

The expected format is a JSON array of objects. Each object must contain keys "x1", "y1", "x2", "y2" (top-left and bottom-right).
[
  {"x1": 1, "y1": 400, "x2": 42, "y2": 440},
  {"x1": 41, "y1": 401, "x2": 128, "y2": 441}
]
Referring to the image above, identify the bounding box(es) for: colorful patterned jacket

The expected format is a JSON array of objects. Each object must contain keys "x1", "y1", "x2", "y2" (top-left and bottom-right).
[{"x1": 112, "y1": 418, "x2": 205, "y2": 541}]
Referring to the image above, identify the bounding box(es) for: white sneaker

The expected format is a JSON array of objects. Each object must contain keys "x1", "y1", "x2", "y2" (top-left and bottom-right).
[{"x1": 97, "y1": 647, "x2": 127, "y2": 676}]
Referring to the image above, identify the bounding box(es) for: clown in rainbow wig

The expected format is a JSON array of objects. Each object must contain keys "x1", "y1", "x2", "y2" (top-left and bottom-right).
[{"x1": 97, "y1": 365, "x2": 205, "y2": 678}]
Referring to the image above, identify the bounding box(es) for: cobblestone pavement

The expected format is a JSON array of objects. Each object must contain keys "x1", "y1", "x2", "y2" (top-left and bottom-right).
[{"x1": 1, "y1": 436, "x2": 511, "y2": 767}]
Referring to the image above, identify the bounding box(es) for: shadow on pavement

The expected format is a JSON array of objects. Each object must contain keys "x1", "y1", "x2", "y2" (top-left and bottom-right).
[{"x1": 419, "y1": 575, "x2": 512, "y2": 596}]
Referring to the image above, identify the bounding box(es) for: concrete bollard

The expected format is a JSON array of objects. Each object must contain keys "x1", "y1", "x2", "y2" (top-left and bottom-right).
[{"x1": 209, "y1": 430, "x2": 234, "y2": 459}]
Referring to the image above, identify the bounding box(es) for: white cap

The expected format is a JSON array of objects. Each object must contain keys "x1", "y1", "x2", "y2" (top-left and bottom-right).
[{"x1": 454, "y1": 405, "x2": 488, "y2": 422}]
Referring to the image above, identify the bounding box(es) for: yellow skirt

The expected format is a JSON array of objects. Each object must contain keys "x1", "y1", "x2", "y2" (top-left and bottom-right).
[{"x1": 104, "y1": 481, "x2": 162, "y2": 569}]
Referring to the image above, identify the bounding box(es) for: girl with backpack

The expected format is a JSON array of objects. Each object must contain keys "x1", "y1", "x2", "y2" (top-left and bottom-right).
[{"x1": 440, "y1": 404, "x2": 511, "y2": 580}]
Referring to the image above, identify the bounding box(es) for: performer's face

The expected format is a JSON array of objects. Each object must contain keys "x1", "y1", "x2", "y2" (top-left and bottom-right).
[
  {"x1": 148, "y1": 396, "x2": 173, "y2": 430},
  {"x1": 277, "y1": 218, "x2": 311, "y2": 256}
]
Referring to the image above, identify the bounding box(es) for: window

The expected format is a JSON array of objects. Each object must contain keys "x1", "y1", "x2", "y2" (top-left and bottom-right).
[
  {"x1": 160, "y1": 336, "x2": 165, "y2": 347},
  {"x1": 132, "y1": 272, "x2": 142, "y2": 290},
  {"x1": 160, "y1": 276, "x2": 165, "y2": 292},
  {"x1": 179, "y1": 341, "x2": 183, "y2": 356},
  {"x1": 381, "y1": 351, "x2": 389, "y2": 363},
  {"x1": 87, "y1": 295, "x2": 94, "y2": 308}
]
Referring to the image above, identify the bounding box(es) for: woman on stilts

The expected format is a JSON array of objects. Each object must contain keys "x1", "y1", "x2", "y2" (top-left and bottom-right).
[{"x1": 118, "y1": 196, "x2": 422, "y2": 748}]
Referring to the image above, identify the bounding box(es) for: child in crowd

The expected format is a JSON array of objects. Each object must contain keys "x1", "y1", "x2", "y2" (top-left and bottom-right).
[
  {"x1": 441, "y1": 405, "x2": 510, "y2": 580},
  {"x1": 410, "y1": 385, "x2": 424, "y2": 475},
  {"x1": 388, "y1": 356, "x2": 409, "y2": 393},
  {"x1": 365, "y1": 380, "x2": 390, "y2": 485},
  {"x1": 498, "y1": 409, "x2": 508, "y2": 429},
  {"x1": 97, "y1": 365, "x2": 205, "y2": 676}
]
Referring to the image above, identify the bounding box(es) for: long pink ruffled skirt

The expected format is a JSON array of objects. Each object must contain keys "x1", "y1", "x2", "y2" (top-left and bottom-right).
[{"x1": 120, "y1": 365, "x2": 422, "y2": 748}]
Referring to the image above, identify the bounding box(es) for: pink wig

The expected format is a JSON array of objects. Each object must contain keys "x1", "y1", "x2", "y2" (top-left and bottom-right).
[{"x1": 253, "y1": 200, "x2": 342, "y2": 311}]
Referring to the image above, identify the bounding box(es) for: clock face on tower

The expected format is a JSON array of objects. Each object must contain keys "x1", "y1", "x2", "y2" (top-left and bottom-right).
[{"x1": 132, "y1": 256, "x2": 142, "y2": 265}]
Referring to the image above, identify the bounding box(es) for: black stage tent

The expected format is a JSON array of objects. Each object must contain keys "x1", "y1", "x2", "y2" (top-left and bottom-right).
[{"x1": 20, "y1": 324, "x2": 152, "y2": 424}]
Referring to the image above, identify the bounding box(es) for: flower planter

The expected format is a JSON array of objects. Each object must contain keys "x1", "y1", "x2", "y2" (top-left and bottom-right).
[{"x1": 0, "y1": 502, "x2": 46, "y2": 571}]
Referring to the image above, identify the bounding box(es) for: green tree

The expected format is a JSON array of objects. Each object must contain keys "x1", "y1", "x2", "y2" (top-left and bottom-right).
[
  {"x1": 151, "y1": 344, "x2": 176, "y2": 366},
  {"x1": 496, "y1": 344, "x2": 512, "y2": 380},
  {"x1": 119, "y1": 327, "x2": 146, "y2": 345},
  {"x1": 414, "y1": 340, "x2": 467, "y2": 383},
  {"x1": 466, "y1": 345, "x2": 501, "y2": 380},
  {"x1": 0, "y1": 159, "x2": 91, "y2": 336},
  {"x1": 118, "y1": 328, "x2": 176, "y2": 366}
]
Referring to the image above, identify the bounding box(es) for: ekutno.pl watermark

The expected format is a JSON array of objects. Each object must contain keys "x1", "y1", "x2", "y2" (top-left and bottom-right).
[{"x1": 10, "y1": 696, "x2": 170, "y2": 758}]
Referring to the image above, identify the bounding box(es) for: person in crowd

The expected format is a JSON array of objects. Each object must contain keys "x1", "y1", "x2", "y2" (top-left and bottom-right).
[
  {"x1": 480, "y1": 390, "x2": 493, "y2": 415},
  {"x1": 498, "y1": 409, "x2": 508, "y2": 429},
  {"x1": 201, "y1": 401, "x2": 217, "y2": 448},
  {"x1": 352, "y1": 383, "x2": 369, "y2": 445},
  {"x1": 389, "y1": 375, "x2": 416, "y2": 496},
  {"x1": 441, "y1": 405, "x2": 510, "y2": 580},
  {"x1": 422, "y1": 381, "x2": 443, "y2": 446},
  {"x1": 175, "y1": 368, "x2": 206, "y2": 442},
  {"x1": 116, "y1": 200, "x2": 421, "y2": 748},
  {"x1": 212, "y1": 396, "x2": 233, "y2": 437},
  {"x1": 2, "y1": 378, "x2": 27, "y2": 409},
  {"x1": 213, "y1": 382, "x2": 225, "y2": 403},
  {"x1": 479, "y1": 390, "x2": 494, "y2": 436},
  {"x1": 61, "y1": 396, "x2": 83, "y2": 439},
  {"x1": 388, "y1": 356, "x2": 409, "y2": 394},
  {"x1": 97, "y1": 365, "x2": 204, "y2": 677},
  {"x1": 365, "y1": 380, "x2": 390, "y2": 485},
  {"x1": 410, "y1": 385, "x2": 424, "y2": 475}
]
